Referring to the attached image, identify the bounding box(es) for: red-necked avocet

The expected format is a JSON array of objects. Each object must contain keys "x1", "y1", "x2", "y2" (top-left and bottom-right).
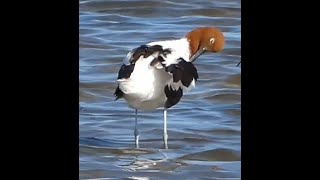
[{"x1": 114, "y1": 27, "x2": 226, "y2": 149}]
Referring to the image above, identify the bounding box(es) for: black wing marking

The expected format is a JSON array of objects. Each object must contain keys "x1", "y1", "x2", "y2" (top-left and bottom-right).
[
  {"x1": 143, "y1": 45, "x2": 163, "y2": 58},
  {"x1": 164, "y1": 85, "x2": 183, "y2": 109},
  {"x1": 165, "y1": 58, "x2": 199, "y2": 88},
  {"x1": 115, "y1": 44, "x2": 172, "y2": 100},
  {"x1": 114, "y1": 85, "x2": 124, "y2": 100},
  {"x1": 131, "y1": 45, "x2": 149, "y2": 64},
  {"x1": 149, "y1": 48, "x2": 172, "y2": 67},
  {"x1": 162, "y1": 58, "x2": 199, "y2": 108},
  {"x1": 129, "y1": 45, "x2": 172, "y2": 65},
  {"x1": 117, "y1": 64, "x2": 135, "y2": 79},
  {"x1": 150, "y1": 55, "x2": 164, "y2": 67},
  {"x1": 117, "y1": 44, "x2": 173, "y2": 80}
]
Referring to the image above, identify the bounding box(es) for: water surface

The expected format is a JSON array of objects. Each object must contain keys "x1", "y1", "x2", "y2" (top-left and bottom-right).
[{"x1": 79, "y1": 0, "x2": 241, "y2": 179}]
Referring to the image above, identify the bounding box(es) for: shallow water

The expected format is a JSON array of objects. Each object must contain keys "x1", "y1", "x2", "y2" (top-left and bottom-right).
[{"x1": 79, "y1": 0, "x2": 241, "y2": 179}]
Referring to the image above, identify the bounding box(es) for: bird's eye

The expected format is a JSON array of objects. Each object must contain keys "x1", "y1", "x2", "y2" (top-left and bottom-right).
[{"x1": 210, "y1": 38, "x2": 215, "y2": 44}]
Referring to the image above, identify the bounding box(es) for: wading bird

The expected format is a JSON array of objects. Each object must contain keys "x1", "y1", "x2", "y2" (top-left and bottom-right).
[{"x1": 114, "y1": 27, "x2": 226, "y2": 149}]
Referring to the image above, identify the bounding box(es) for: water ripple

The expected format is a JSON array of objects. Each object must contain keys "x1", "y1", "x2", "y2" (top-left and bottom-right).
[{"x1": 80, "y1": 0, "x2": 241, "y2": 179}]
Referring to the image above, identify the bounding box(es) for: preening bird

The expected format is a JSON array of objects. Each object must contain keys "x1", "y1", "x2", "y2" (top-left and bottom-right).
[{"x1": 114, "y1": 27, "x2": 225, "y2": 149}]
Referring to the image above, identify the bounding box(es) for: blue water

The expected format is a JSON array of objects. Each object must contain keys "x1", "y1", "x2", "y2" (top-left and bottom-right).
[{"x1": 79, "y1": 0, "x2": 241, "y2": 179}]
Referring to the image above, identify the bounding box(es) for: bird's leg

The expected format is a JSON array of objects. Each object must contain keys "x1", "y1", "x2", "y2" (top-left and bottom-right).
[
  {"x1": 163, "y1": 109, "x2": 168, "y2": 149},
  {"x1": 134, "y1": 109, "x2": 139, "y2": 148}
]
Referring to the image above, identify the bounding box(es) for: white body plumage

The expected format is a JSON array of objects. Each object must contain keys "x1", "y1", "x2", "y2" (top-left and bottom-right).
[{"x1": 117, "y1": 38, "x2": 196, "y2": 111}]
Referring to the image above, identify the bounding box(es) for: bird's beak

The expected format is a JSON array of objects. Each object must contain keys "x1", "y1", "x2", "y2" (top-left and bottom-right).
[
  {"x1": 237, "y1": 61, "x2": 241, "y2": 66},
  {"x1": 190, "y1": 48, "x2": 206, "y2": 62}
]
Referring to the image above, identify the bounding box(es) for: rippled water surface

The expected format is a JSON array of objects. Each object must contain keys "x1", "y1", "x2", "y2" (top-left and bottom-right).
[{"x1": 79, "y1": 0, "x2": 241, "y2": 179}]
